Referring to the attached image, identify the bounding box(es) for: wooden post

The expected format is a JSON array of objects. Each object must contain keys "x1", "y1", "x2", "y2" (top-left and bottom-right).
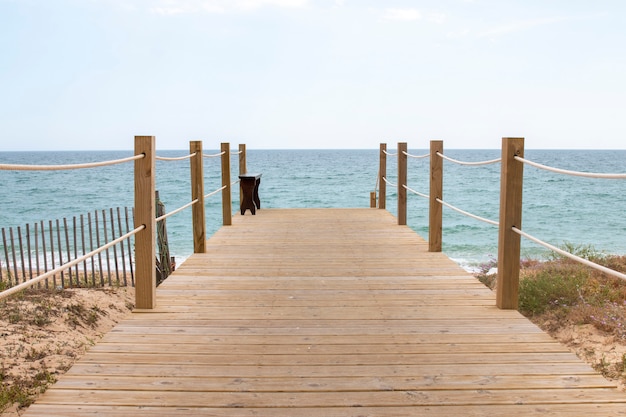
[
  {"x1": 221, "y1": 142, "x2": 232, "y2": 226},
  {"x1": 190, "y1": 141, "x2": 206, "y2": 253},
  {"x1": 379, "y1": 144, "x2": 387, "y2": 209},
  {"x1": 134, "y1": 135, "x2": 156, "y2": 310},
  {"x1": 239, "y1": 144, "x2": 246, "y2": 207},
  {"x1": 497, "y1": 137, "x2": 525, "y2": 310},
  {"x1": 397, "y1": 142, "x2": 407, "y2": 225},
  {"x1": 370, "y1": 192, "x2": 377, "y2": 208},
  {"x1": 429, "y1": 140, "x2": 443, "y2": 252}
]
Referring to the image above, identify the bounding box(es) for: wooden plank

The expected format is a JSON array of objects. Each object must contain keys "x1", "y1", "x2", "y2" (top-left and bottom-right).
[
  {"x1": 54, "y1": 373, "x2": 616, "y2": 392},
  {"x1": 32, "y1": 388, "x2": 626, "y2": 407},
  {"x1": 24, "y1": 404, "x2": 626, "y2": 417}
]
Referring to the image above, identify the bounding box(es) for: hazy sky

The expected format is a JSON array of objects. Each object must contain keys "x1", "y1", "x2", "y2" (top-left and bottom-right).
[{"x1": 1, "y1": 0, "x2": 625, "y2": 150}]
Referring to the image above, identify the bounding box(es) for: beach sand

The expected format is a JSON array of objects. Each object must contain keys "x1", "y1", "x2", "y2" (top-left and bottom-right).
[{"x1": 0, "y1": 286, "x2": 134, "y2": 415}]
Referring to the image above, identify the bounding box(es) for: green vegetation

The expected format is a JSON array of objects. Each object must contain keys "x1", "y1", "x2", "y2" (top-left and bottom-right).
[{"x1": 475, "y1": 244, "x2": 626, "y2": 384}]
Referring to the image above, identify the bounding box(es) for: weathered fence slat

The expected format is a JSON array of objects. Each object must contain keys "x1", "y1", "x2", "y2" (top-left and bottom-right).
[{"x1": 125, "y1": 207, "x2": 135, "y2": 287}]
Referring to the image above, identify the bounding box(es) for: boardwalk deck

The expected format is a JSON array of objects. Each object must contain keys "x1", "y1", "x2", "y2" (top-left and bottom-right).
[{"x1": 25, "y1": 209, "x2": 626, "y2": 416}]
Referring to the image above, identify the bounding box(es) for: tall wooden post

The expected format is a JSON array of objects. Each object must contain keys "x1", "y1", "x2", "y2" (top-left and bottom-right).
[
  {"x1": 221, "y1": 142, "x2": 232, "y2": 226},
  {"x1": 397, "y1": 142, "x2": 407, "y2": 225},
  {"x1": 134, "y1": 135, "x2": 156, "y2": 309},
  {"x1": 239, "y1": 144, "x2": 246, "y2": 206},
  {"x1": 379, "y1": 143, "x2": 387, "y2": 209},
  {"x1": 429, "y1": 140, "x2": 443, "y2": 252},
  {"x1": 497, "y1": 137, "x2": 525, "y2": 310},
  {"x1": 190, "y1": 141, "x2": 206, "y2": 254}
]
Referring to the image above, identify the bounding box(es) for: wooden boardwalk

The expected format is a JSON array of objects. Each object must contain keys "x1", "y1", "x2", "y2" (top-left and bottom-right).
[{"x1": 25, "y1": 209, "x2": 626, "y2": 416}]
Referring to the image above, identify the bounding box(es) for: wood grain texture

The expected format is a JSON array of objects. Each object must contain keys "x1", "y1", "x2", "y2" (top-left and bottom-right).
[{"x1": 24, "y1": 208, "x2": 626, "y2": 416}]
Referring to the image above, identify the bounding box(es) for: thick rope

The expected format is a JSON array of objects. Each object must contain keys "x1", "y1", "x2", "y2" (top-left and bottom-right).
[
  {"x1": 382, "y1": 177, "x2": 397, "y2": 187},
  {"x1": 155, "y1": 152, "x2": 196, "y2": 161},
  {"x1": 374, "y1": 169, "x2": 380, "y2": 193},
  {"x1": 403, "y1": 184, "x2": 429, "y2": 200},
  {"x1": 515, "y1": 156, "x2": 626, "y2": 179},
  {"x1": 231, "y1": 179, "x2": 241, "y2": 187},
  {"x1": 0, "y1": 225, "x2": 145, "y2": 300},
  {"x1": 403, "y1": 151, "x2": 430, "y2": 159},
  {"x1": 0, "y1": 154, "x2": 144, "y2": 171},
  {"x1": 203, "y1": 151, "x2": 226, "y2": 158},
  {"x1": 437, "y1": 152, "x2": 501, "y2": 166},
  {"x1": 204, "y1": 185, "x2": 227, "y2": 199},
  {"x1": 437, "y1": 198, "x2": 499, "y2": 226},
  {"x1": 231, "y1": 150, "x2": 242, "y2": 155},
  {"x1": 382, "y1": 150, "x2": 398, "y2": 157},
  {"x1": 512, "y1": 227, "x2": 626, "y2": 281},
  {"x1": 156, "y1": 199, "x2": 198, "y2": 222}
]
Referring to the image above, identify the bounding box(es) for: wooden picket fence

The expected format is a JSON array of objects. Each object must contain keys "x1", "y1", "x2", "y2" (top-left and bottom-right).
[{"x1": 0, "y1": 207, "x2": 135, "y2": 289}]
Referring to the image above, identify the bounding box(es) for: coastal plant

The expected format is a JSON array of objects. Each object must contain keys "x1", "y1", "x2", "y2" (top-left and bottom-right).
[{"x1": 547, "y1": 242, "x2": 606, "y2": 263}]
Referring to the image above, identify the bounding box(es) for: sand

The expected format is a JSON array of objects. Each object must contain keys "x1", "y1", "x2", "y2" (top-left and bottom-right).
[{"x1": 0, "y1": 286, "x2": 134, "y2": 415}]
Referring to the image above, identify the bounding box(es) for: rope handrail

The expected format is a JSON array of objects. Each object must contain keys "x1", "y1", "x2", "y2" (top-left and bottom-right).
[
  {"x1": 0, "y1": 154, "x2": 144, "y2": 171},
  {"x1": 512, "y1": 227, "x2": 626, "y2": 281},
  {"x1": 231, "y1": 150, "x2": 243, "y2": 155},
  {"x1": 437, "y1": 152, "x2": 501, "y2": 166},
  {"x1": 374, "y1": 169, "x2": 380, "y2": 193},
  {"x1": 155, "y1": 152, "x2": 196, "y2": 161},
  {"x1": 382, "y1": 176, "x2": 397, "y2": 187},
  {"x1": 403, "y1": 151, "x2": 430, "y2": 159},
  {"x1": 231, "y1": 179, "x2": 240, "y2": 187},
  {"x1": 514, "y1": 156, "x2": 626, "y2": 179},
  {"x1": 403, "y1": 184, "x2": 429, "y2": 200},
  {"x1": 382, "y1": 150, "x2": 398, "y2": 157},
  {"x1": 203, "y1": 151, "x2": 226, "y2": 158},
  {"x1": 436, "y1": 197, "x2": 499, "y2": 226},
  {"x1": 0, "y1": 225, "x2": 145, "y2": 301},
  {"x1": 204, "y1": 185, "x2": 227, "y2": 199},
  {"x1": 156, "y1": 199, "x2": 199, "y2": 222}
]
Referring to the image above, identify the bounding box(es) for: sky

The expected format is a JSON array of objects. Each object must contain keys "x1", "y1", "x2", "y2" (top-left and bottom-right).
[{"x1": 1, "y1": 0, "x2": 625, "y2": 151}]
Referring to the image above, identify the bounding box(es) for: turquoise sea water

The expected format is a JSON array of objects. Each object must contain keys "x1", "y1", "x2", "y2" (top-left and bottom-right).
[{"x1": 1, "y1": 148, "x2": 625, "y2": 271}]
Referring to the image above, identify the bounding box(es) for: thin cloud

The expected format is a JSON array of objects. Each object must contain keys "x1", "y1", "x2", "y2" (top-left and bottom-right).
[
  {"x1": 478, "y1": 15, "x2": 580, "y2": 38},
  {"x1": 428, "y1": 12, "x2": 446, "y2": 24},
  {"x1": 382, "y1": 8, "x2": 422, "y2": 22},
  {"x1": 149, "y1": 0, "x2": 308, "y2": 15}
]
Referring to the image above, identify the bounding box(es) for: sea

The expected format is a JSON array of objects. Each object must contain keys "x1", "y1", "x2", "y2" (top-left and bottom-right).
[{"x1": 1, "y1": 148, "x2": 625, "y2": 272}]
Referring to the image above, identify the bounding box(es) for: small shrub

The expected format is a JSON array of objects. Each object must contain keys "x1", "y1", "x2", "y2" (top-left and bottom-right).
[{"x1": 518, "y1": 264, "x2": 588, "y2": 316}]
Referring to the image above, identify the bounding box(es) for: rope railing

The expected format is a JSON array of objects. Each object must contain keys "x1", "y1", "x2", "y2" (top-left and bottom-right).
[
  {"x1": 512, "y1": 227, "x2": 626, "y2": 281},
  {"x1": 436, "y1": 198, "x2": 499, "y2": 226},
  {"x1": 515, "y1": 156, "x2": 626, "y2": 179},
  {"x1": 203, "y1": 151, "x2": 226, "y2": 158},
  {"x1": 382, "y1": 176, "x2": 397, "y2": 187},
  {"x1": 0, "y1": 225, "x2": 145, "y2": 301},
  {"x1": 155, "y1": 152, "x2": 196, "y2": 161},
  {"x1": 155, "y1": 199, "x2": 199, "y2": 223},
  {"x1": 204, "y1": 185, "x2": 227, "y2": 200},
  {"x1": 437, "y1": 152, "x2": 501, "y2": 166},
  {"x1": 0, "y1": 154, "x2": 144, "y2": 171},
  {"x1": 379, "y1": 138, "x2": 625, "y2": 309},
  {"x1": 403, "y1": 184, "x2": 429, "y2": 200},
  {"x1": 382, "y1": 149, "x2": 398, "y2": 157},
  {"x1": 403, "y1": 150, "x2": 430, "y2": 159},
  {"x1": 374, "y1": 170, "x2": 380, "y2": 194}
]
